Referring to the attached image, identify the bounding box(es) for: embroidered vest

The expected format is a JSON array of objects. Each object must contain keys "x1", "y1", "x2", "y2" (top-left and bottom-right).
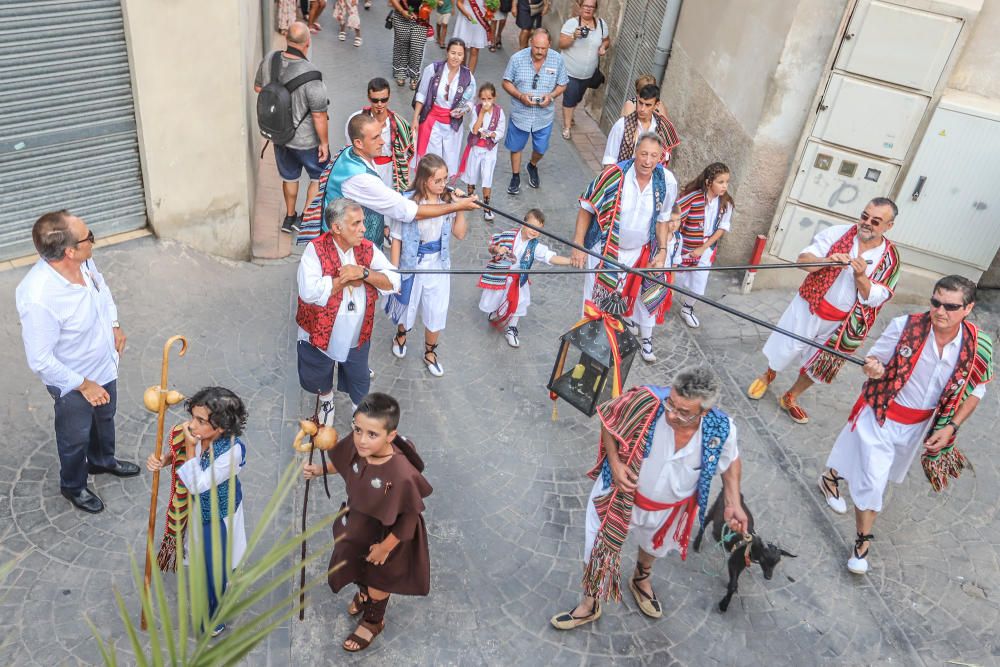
[
  {"x1": 295, "y1": 234, "x2": 378, "y2": 350},
  {"x1": 860, "y1": 314, "x2": 993, "y2": 440},
  {"x1": 418, "y1": 61, "x2": 472, "y2": 132},
  {"x1": 478, "y1": 229, "x2": 538, "y2": 289},
  {"x1": 323, "y1": 147, "x2": 387, "y2": 246},
  {"x1": 197, "y1": 436, "x2": 245, "y2": 524},
  {"x1": 799, "y1": 225, "x2": 861, "y2": 311},
  {"x1": 468, "y1": 103, "x2": 501, "y2": 150}
]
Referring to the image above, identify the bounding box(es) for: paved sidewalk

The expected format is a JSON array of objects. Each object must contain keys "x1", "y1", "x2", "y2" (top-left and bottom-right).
[{"x1": 2, "y1": 9, "x2": 1000, "y2": 667}]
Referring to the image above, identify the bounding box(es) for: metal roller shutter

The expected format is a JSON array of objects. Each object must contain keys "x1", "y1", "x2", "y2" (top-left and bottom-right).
[
  {"x1": 0, "y1": 0, "x2": 147, "y2": 260},
  {"x1": 599, "y1": 0, "x2": 668, "y2": 133}
]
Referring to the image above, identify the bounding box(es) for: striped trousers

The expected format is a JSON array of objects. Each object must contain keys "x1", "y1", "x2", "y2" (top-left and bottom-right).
[{"x1": 392, "y1": 13, "x2": 427, "y2": 82}]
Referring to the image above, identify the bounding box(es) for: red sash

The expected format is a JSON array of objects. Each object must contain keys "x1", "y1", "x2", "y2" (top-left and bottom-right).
[
  {"x1": 468, "y1": 0, "x2": 489, "y2": 29},
  {"x1": 634, "y1": 491, "x2": 699, "y2": 554},
  {"x1": 814, "y1": 299, "x2": 850, "y2": 322},
  {"x1": 849, "y1": 396, "x2": 934, "y2": 429},
  {"x1": 490, "y1": 276, "x2": 522, "y2": 329},
  {"x1": 620, "y1": 245, "x2": 652, "y2": 317},
  {"x1": 417, "y1": 105, "x2": 455, "y2": 157}
]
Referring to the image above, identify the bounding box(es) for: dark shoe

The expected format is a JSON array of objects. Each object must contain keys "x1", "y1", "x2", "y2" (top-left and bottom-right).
[
  {"x1": 61, "y1": 487, "x2": 105, "y2": 514},
  {"x1": 88, "y1": 460, "x2": 141, "y2": 477},
  {"x1": 507, "y1": 173, "x2": 520, "y2": 195},
  {"x1": 281, "y1": 214, "x2": 298, "y2": 234},
  {"x1": 526, "y1": 161, "x2": 540, "y2": 188}
]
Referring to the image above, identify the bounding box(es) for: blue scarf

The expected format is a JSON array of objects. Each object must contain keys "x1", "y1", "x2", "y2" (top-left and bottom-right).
[{"x1": 197, "y1": 436, "x2": 245, "y2": 524}]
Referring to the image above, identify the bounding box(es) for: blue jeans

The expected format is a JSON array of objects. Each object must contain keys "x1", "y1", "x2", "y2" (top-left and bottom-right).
[{"x1": 46, "y1": 380, "x2": 118, "y2": 493}]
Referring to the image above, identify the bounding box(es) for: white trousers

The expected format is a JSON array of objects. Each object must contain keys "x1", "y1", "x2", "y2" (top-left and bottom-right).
[
  {"x1": 762, "y1": 294, "x2": 841, "y2": 377},
  {"x1": 422, "y1": 122, "x2": 464, "y2": 176},
  {"x1": 583, "y1": 478, "x2": 680, "y2": 562},
  {"x1": 464, "y1": 146, "x2": 498, "y2": 189}
]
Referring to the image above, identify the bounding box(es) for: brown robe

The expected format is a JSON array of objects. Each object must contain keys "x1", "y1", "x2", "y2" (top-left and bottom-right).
[{"x1": 326, "y1": 434, "x2": 432, "y2": 596}]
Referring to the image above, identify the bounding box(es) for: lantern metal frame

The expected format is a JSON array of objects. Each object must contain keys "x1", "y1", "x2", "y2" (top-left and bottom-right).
[{"x1": 547, "y1": 317, "x2": 639, "y2": 417}]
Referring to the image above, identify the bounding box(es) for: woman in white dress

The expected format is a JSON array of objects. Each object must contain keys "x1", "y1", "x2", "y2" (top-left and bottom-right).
[
  {"x1": 412, "y1": 39, "x2": 477, "y2": 178},
  {"x1": 451, "y1": 0, "x2": 489, "y2": 72}
]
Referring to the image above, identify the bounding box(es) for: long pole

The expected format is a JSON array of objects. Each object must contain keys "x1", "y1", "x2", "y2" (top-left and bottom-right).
[
  {"x1": 454, "y1": 190, "x2": 865, "y2": 367},
  {"x1": 298, "y1": 397, "x2": 320, "y2": 622},
  {"x1": 141, "y1": 335, "x2": 188, "y2": 631},
  {"x1": 392, "y1": 261, "x2": 864, "y2": 276}
]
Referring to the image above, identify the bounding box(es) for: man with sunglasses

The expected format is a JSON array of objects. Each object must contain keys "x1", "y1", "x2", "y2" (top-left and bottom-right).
[
  {"x1": 819, "y1": 275, "x2": 992, "y2": 575},
  {"x1": 345, "y1": 78, "x2": 414, "y2": 193},
  {"x1": 15, "y1": 211, "x2": 138, "y2": 514},
  {"x1": 747, "y1": 198, "x2": 901, "y2": 425},
  {"x1": 551, "y1": 366, "x2": 746, "y2": 630}
]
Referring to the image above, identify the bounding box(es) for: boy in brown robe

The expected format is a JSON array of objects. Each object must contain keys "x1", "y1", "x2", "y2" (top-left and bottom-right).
[{"x1": 303, "y1": 392, "x2": 432, "y2": 652}]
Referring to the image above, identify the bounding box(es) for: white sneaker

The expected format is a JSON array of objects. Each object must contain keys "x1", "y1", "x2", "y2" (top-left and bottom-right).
[
  {"x1": 818, "y1": 472, "x2": 847, "y2": 514},
  {"x1": 319, "y1": 400, "x2": 336, "y2": 428},
  {"x1": 680, "y1": 305, "x2": 700, "y2": 328},
  {"x1": 640, "y1": 337, "x2": 656, "y2": 363},
  {"x1": 484, "y1": 209, "x2": 495, "y2": 222},
  {"x1": 847, "y1": 534, "x2": 873, "y2": 574},
  {"x1": 505, "y1": 326, "x2": 520, "y2": 348},
  {"x1": 368, "y1": 367, "x2": 375, "y2": 380}
]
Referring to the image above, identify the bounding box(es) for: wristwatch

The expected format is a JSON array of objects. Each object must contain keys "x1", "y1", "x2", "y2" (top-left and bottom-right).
[
  {"x1": 112, "y1": 320, "x2": 120, "y2": 329},
  {"x1": 362, "y1": 268, "x2": 370, "y2": 281},
  {"x1": 949, "y1": 421, "x2": 961, "y2": 434}
]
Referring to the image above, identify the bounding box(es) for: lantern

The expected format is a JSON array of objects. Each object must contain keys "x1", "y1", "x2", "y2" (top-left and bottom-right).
[{"x1": 547, "y1": 316, "x2": 639, "y2": 417}]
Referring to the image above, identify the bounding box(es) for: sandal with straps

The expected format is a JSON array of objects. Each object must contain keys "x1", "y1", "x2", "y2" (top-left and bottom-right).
[
  {"x1": 818, "y1": 470, "x2": 848, "y2": 514},
  {"x1": 628, "y1": 563, "x2": 662, "y2": 618},
  {"x1": 423, "y1": 342, "x2": 443, "y2": 377},
  {"x1": 847, "y1": 532, "x2": 874, "y2": 575},
  {"x1": 550, "y1": 598, "x2": 601, "y2": 630},
  {"x1": 347, "y1": 589, "x2": 368, "y2": 616},
  {"x1": 392, "y1": 328, "x2": 407, "y2": 359},
  {"x1": 343, "y1": 596, "x2": 388, "y2": 652}
]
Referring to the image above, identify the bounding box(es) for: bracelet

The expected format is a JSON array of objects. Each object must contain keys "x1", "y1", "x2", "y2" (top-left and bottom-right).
[{"x1": 949, "y1": 421, "x2": 961, "y2": 434}]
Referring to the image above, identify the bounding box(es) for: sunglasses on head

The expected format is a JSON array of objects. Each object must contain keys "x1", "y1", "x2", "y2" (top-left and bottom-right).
[
  {"x1": 369, "y1": 96, "x2": 389, "y2": 104},
  {"x1": 532, "y1": 73, "x2": 539, "y2": 88},
  {"x1": 930, "y1": 297, "x2": 965, "y2": 312},
  {"x1": 859, "y1": 211, "x2": 885, "y2": 226}
]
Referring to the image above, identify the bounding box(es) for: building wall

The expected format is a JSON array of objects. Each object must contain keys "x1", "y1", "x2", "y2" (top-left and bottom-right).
[{"x1": 120, "y1": 0, "x2": 266, "y2": 261}]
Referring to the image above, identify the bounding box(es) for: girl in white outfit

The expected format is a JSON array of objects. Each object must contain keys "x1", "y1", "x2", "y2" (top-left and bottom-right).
[
  {"x1": 459, "y1": 83, "x2": 506, "y2": 221},
  {"x1": 412, "y1": 40, "x2": 477, "y2": 179}
]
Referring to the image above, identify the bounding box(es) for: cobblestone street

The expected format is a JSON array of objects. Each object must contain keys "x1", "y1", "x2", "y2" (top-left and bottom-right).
[{"x1": 3, "y1": 8, "x2": 1000, "y2": 666}]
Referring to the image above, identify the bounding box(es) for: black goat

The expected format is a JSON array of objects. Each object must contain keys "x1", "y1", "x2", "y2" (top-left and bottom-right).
[{"x1": 692, "y1": 492, "x2": 796, "y2": 613}]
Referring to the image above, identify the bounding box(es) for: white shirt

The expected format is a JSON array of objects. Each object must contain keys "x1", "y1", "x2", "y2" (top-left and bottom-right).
[
  {"x1": 345, "y1": 111, "x2": 393, "y2": 188},
  {"x1": 176, "y1": 439, "x2": 246, "y2": 495},
  {"x1": 581, "y1": 167, "x2": 678, "y2": 250},
  {"x1": 468, "y1": 106, "x2": 507, "y2": 147},
  {"x1": 867, "y1": 315, "x2": 987, "y2": 410},
  {"x1": 602, "y1": 115, "x2": 659, "y2": 166},
  {"x1": 415, "y1": 63, "x2": 476, "y2": 111},
  {"x1": 637, "y1": 412, "x2": 739, "y2": 504},
  {"x1": 800, "y1": 224, "x2": 891, "y2": 310},
  {"x1": 15, "y1": 258, "x2": 120, "y2": 396},
  {"x1": 341, "y1": 154, "x2": 419, "y2": 222},
  {"x1": 559, "y1": 17, "x2": 607, "y2": 79},
  {"x1": 511, "y1": 230, "x2": 557, "y2": 265},
  {"x1": 296, "y1": 242, "x2": 401, "y2": 362}
]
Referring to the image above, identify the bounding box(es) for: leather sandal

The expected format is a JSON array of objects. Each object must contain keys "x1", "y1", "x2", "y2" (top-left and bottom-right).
[
  {"x1": 392, "y1": 328, "x2": 407, "y2": 359},
  {"x1": 342, "y1": 619, "x2": 384, "y2": 651},
  {"x1": 550, "y1": 599, "x2": 601, "y2": 630},
  {"x1": 779, "y1": 391, "x2": 809, "y2": 424},
  {"x1": 347, "y1": 589, "x2": 367, "y2": 616},
  {"x1": 628, "y1": 563, "x2": 662, "y2": 618}
]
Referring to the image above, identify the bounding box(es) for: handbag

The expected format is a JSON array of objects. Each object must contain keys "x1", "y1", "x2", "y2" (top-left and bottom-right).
[
  {"x1": 588, "y1": 67, "x2": 605, "y2": 89},
  {"x1": 385, "y1": 9, "x2": 394, "y2": 28}
]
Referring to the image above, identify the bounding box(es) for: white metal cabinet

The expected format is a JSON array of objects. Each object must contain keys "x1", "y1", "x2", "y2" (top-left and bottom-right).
[
  {"x1": 892, "y1": 93, "x2": 1000, "y2": 275},
  {"x1": 773, "y1": 204, "x2": 846, "y2": 262},
  {"x1": 835, "y1": 0, "x2": 962, "y2": 91},
  {"x1": 789, "y1": 141, "x2": 900, "y2": 218},
  {"x1": 813, "y1": 73, "x2": 928, "y2": 160}
]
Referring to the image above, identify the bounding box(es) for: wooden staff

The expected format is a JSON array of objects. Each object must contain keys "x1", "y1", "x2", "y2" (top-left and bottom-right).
[
  {"x1": 294, "y1": 399, "x2": 320, "y2": 621},
  {"x1": 141, "y1": 335, "x2": 188, "y2": 631}
]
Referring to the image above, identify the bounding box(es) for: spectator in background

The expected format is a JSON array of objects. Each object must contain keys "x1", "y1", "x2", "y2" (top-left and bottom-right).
[
  {"x1": 621, "y1": 74, "x2": 667, "y2": 118},
  {"x1": 558, "y1": 0, "x2": 609, "y2": 140},
  {"x1": 389, "y1": 0, "x2": 429, "y2": 89},
  {"x1": 512, "y1": 0, "x2": 548, "y2": 49}
]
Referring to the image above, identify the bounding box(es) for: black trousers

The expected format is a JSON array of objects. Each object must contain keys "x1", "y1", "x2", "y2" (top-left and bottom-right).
[{"x1": 46, "y1": 380, "x2": 118, "y2": 493}]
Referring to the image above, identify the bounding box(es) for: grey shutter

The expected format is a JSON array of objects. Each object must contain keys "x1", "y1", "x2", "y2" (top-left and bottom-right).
[{"x1": 0, "y1": 0, "x2": 147, "y2": 260}]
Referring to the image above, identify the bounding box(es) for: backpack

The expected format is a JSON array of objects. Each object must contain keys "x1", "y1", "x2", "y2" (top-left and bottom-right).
[{"x1": 256, "y1": 51, "x2": 323, "y2": 146}]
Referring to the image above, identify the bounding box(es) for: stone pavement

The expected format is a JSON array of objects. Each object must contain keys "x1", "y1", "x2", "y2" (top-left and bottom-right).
[{"x1": 2, "y1": 10, "x2": 1000, "y2": 667}]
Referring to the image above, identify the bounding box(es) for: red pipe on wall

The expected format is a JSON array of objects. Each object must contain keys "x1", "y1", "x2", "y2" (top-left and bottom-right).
[{"x1": 748, "y1": 235, "x2": 767, "y2": 272}]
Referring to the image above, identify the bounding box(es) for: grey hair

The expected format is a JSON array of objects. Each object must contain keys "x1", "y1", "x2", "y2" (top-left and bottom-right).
[
  {"x1": 636, "y1": 131, "x2": 665, "y2": 150},
  {"x1": 324, "y1": 198, "x2": 363, "y2": 230},
  {"x1": 671, "y1": 365, "x2": 721, "y2": 410},
  {"x1": 868, "y1": 196, "x2": 898, "y2": 221}
]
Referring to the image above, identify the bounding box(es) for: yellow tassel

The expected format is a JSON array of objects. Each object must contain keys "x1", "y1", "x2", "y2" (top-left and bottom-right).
[{"x1": 551, "y1": 401, "x2": 558, "y2": 421}]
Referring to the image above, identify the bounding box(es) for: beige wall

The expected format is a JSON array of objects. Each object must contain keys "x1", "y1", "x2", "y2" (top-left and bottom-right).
[{"x1": 121, "y1": 0, "x2": 266, "y2": 261}]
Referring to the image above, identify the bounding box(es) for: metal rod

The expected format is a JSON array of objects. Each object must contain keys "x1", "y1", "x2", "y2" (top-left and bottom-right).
[
  {"x1": 452, "y1": 189, "x2": 865, "y2": 366},
  {"x1": 393, "y1": 260, "x2": 864, "y2": 276}
]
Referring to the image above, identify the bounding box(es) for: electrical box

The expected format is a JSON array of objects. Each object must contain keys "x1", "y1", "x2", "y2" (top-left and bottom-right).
[
  {"x1": 814, "y1": 73, "x2": 928, "y2": 160},
  {"x1": 772, "y1": 204, "x2": 851, "y2": 263},
  {"x1": 789, "y1": 141, "x2": 900, "y2": 218},
  {"x1": 892, "y1": 91, "x2": 1000, "y2": 277},
  {"x1": 835, "y1": 0, "x2": 962, "y2": 92}
]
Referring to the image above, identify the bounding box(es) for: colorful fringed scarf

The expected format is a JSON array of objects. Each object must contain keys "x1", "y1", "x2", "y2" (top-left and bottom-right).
[
  {"x1": 582, "y1": 386, "x2": 728, "y2": 601},
  {"x1": 362, "y1": 107, "x2": 414, "y2": 193},
  {"x1": 800, "y1": 226, "x2": 901, "y2": 383},
  {"x1": 616, "y1": 111, "x2": 680, "y2": 164},
  {"x1": 298, "y1": 147, "x2": 386, "y2": 246},
  {"x1": 157, "y1": 425, "x2": 191, "y2": 572},
  {"x1": 477, "y1": 229, "x2": 539, "y2": 328}
]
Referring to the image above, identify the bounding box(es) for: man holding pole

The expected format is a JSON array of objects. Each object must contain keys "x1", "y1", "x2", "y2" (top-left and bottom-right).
[
  {"x1": 15, "y1": 210, "x2": 137, "y2": 514},
  {"x1": 746, "y1": 198, "x2": 901, "y2": 424},
  {"x1": 571, "y1": 132, "x2": 677, "y2": 363}
]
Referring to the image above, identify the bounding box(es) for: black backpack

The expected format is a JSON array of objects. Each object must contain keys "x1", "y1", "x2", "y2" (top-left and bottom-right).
[{"x1": 256, "y1": 50, "x2": 322, "y2": 146}]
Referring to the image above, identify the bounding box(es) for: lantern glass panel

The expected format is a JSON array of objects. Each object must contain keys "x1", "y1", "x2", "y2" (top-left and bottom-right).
[{"x1": 547, "y1": 319, "x2": 640, "y2": 417}]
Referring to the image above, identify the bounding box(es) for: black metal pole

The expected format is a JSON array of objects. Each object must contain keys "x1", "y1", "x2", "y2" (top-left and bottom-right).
[
  {"x1": 392, "y1": 260, "x2": 866, "y2": 276},
  {"x1": 451, "y1": 189, "x2": 865, "y2": 366}
]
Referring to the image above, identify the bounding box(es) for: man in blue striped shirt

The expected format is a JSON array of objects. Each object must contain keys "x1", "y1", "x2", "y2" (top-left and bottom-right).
[{"x1": 502, "y1": 28, "x2": 568, "y2": 194}]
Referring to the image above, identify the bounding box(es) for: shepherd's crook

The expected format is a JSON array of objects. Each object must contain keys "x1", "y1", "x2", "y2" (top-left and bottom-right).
[
  {"x1": 141, "y1": 334, "x2": 188, "y2": 631},
  {"x1": 452, "y1": 189, "x2": 865, "y2": 367}
]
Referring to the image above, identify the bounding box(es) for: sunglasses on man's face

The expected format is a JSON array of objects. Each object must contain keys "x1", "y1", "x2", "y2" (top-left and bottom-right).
[
  {"x1": 369, "y1": 96, "x2": 389, "y2": 104},
  {"x1": 930, "y1": 297, "x2": 965, "y2": 312},
  {"x1": 859, "y1": 211, "x2": 886, "y2": 227},
  {"x1": 74, "y1": 230, "x2": 95, "y2": 247}
]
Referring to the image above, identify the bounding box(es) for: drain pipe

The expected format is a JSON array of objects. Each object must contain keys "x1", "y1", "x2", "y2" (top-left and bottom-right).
[{"x1": 652, "y1": 0, "x2": 683, "y2": 84}]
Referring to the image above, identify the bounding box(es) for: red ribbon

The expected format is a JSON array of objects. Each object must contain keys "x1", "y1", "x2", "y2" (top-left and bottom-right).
[
  {"x1": 634, "y1": 491, "x2": 699, "y2": 558},
  {"x1": 573, "y1": 300, "x2": 626, "y2": 398}
]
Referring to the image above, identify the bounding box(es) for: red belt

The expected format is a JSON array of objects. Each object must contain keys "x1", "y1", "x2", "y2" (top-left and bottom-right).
[
  {"x1": 814, "y1": 298, "x2": 850, "y2": 322},
  {"x1": 849, "y1": 396, "x2": 934, "y2": 429},
  {"x1": 417, "y1": 105, "x2": 454, "y2": 157},
  {"x1": 633, "y1": 491, "x2": 698, "y2": 557}
]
